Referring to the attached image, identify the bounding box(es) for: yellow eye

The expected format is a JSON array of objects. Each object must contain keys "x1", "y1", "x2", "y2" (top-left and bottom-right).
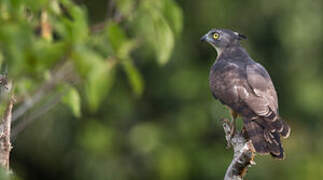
[{"x1": 213, "y1": 33, "x2": 219, "y2": 40}]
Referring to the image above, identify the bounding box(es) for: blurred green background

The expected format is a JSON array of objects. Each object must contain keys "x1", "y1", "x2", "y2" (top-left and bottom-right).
[{"x1": 1, "y1": 0, "x2": 323, "y2": 179}]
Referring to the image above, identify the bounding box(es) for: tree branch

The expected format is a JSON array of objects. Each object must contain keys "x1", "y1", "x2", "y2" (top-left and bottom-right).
[
  {"x1": 12, "y1": 61, "x2": 74, "y2": 122},
  {"x1": 0, "y1": 95, "x2": 14, "y2": 171},
  {"x1": 11, "y1": 92, "x2": 63, "y2": 140},
  {"x1": 222, "y1": 119, "x2": 255, "y2": 180}
]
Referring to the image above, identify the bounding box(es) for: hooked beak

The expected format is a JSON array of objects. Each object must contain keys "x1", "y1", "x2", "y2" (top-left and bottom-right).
[{"x1": 200, "y1": 34, "x2": 208, "y2": 42}]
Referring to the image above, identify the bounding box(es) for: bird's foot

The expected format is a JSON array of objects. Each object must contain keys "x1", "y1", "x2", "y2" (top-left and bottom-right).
[
  {"x1": 222, "y1": 118, "x2": 236, "y2": 149},
  {"x1": 226, "y1": 125, "x2": 236, "y2": 149},
  {"x1": 226, "y1": 141, "x2": 232, "y2": 149},
  {"x1": 229, "y1": 121, "x2": 236, "y2": 137},
  {"x1": 247, "y1": 141, "x2": 256, "y2": 165}
]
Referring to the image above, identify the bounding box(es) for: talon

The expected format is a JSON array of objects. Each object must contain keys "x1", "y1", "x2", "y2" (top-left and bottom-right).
[
  {"x1": 250, "y1": 151, "x2": 256, "y2": 165},
  {"x1": 223, "y1": 111, "x2": 237, "y2": 149},
  {"x1": 229, "y1": 121, "x2": 236, "y2": 137},
  {"x1": 221, "y1": 118, "x2": 230, "y2": 124},
  {"x1": 226, "y1": 142, "x2": 232, "y2": 149},
  {"x1": 228, "y1": 108, "x2": 238, "y2": 137},
  {"x1": 226, "y1": 127, "x2": 235, "y2": 149}
]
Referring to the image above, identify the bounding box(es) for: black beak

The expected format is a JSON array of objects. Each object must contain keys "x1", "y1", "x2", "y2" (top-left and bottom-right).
[{"x1": 200, "y1": 34, "x2": 208, "y2": 42}]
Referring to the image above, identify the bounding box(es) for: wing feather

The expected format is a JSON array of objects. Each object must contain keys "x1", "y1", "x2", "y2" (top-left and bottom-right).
[{"x1": 245, "y1": 62, "x2": 278, "y2": 117}]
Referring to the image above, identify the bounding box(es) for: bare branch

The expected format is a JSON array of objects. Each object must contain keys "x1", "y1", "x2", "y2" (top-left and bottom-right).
[
  {"x1": 223, "y1": 119, "x2": 255, "y2": 180},
  {"x1": 12, "y1": 61, "x2": 75, "y2": 122},
  {"x1": 11, "y1": 93, "x2": 63, "y2": 140},
  {"x1": 0, "y1": 96, "x2": 14, "y2": 171}
]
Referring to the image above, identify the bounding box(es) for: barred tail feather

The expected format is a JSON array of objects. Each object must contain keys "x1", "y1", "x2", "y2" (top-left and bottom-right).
[
  {"x1": 244, "y1": 120, "x2": 268, "y2": 154},
  {"x1": 268, "y1": 131, "x2": 284, "y2": 159},
  {"x1": 267, "y1": 116, "x2": 291, "y2": 139},
  {"x1": 243, "y1": 117, "x2": 285, "y2": 159},
  {"x1": 279, "y1": 118, "x2": 291, "y2": 139}
]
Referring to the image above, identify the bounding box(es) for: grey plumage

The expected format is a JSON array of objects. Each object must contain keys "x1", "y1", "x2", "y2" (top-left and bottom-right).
[{"x1": 202, "y1": 29, "x2": 290, "y2": 159}]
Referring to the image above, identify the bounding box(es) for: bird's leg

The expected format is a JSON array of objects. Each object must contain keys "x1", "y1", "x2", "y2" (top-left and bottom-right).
[
  {"x1": 229, "y1": 110, "x2": 238, "y2": 138},
  {"x1": 226, "y1": 109, "x2": 238, "y2": 149}
]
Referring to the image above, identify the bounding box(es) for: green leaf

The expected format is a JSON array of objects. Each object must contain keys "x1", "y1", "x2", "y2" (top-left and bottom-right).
[
  {"x1": 107, "y1": 22, "x2": 137, "y2": 59},
  {"x1": 117, "y1": 39, "x2": 137, "y2": 59},
  {"x1": 62, "y1": 86, "x2": 81, "y2": 117},
  {"x1": 71, "y1": 46, "x2": 116, "y2": 112},
  {"x1": 69, "y1": 6, "x2": 89, "y2": 43},
  {"x1": 136, "y1": 10, "x2": 175, "y2": 65},
  {"x1": 162, "y1": 0, "x2": 183, "y2": 35},
  {"x1": 25, "y1": 0, "x2": 48, "y2": 11},
  {"x1": 33, "y1": 41, "x2": 68, "y2": 70},
  {"x1": 71, "y1": 46, "x2": 102, "y2": 77},
  {"x1": 122, "y1": 59, "x2": 144, "y2": 96},
  {"x1": 107, "y1": 22, "x2": 127, "y2": 53},
  {"x1": 85, "y1": 60, "x2": 115, "y2": 112},
  {"x1": 152, "y1": 13, "x2": 174, "y2": 65},
  {"x1": 115, "y1": 0, "x2": 135, "y2": 17},
  {"x1": 54, "y1": 4, "x2": 88, "y2": 44},
  {"x1": 88, "y1": 31, "x2": 113, "y2": 58}
]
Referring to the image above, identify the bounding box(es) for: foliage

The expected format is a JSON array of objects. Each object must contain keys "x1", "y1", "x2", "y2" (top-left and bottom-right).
[{"x1": 0, "y1": 0, "x2": 182, "y2": 114}]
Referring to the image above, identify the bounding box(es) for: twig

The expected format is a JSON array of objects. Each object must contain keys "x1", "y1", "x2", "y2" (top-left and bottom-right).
[
  {"x1": 11, "y1": 92, "x2": 63, "y2": 140},
  {"x1": 12, "y1": 61, "x2": 74, "y2": 122},
  {"x1": 40, "y1": 10, "x2": 52, "y2": 40},
  {"x1": 222, "y1": 119, "x2": 255, "y2": 180},
  {"x1": 90, "y1": 0, "x2": 131, "y2": 33},
  {"x1": 90, "y1": 22, "x2": 108, "y2": 33},
  {"x1": 0, "y1": 96, "x2": 14, "y2": 171}
]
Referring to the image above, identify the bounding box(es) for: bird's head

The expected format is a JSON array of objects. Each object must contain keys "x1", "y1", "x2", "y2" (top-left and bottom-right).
[{"x1": 201, "y1": 29, "x2": 247, "y2": 54}]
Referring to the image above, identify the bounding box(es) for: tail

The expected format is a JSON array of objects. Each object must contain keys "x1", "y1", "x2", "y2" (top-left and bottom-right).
[
  {"x1": 243, "y1": 116, "x2": 291, "y2": 159},
  {"x1": 271, "y1": 117, "x2": 291, "y2": 139}
]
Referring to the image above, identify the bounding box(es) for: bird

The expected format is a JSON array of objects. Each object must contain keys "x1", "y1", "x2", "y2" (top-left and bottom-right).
[{"x1": 201, "y1": 29, "x2": 291, "y2": 159}]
